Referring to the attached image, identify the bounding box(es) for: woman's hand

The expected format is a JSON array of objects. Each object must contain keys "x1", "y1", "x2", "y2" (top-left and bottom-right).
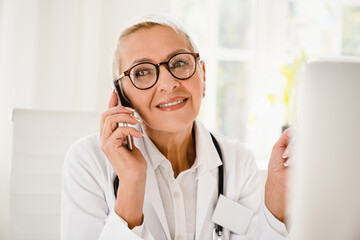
[
  {"x1": 99, "y1": 90, "x2": 147, "y2": 229},
  {"x1": 265, "y1": 128, "x2": 293, "y2": 224}
]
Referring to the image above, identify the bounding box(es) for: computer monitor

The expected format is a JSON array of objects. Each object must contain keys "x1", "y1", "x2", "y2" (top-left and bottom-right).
[{"x1": 289, "y1": 57, "x2": 360, "y2": 240}]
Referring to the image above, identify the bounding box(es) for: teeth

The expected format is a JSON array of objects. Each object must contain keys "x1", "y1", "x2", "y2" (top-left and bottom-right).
[{"x1": 158, "y1": 99, "x2": 186, "y2": 108}]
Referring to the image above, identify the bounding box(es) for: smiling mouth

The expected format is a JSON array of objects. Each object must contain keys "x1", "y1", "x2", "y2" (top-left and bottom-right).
[{"x1": 156, "y1": 98, "x2": 188, "y2": 108}]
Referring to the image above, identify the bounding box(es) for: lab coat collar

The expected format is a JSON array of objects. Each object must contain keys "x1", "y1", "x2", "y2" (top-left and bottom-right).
[
  {"x1": 134, "y1": 127, "x2": 171, "y2": 239},
  {"x1": 141, "y1": 128, "x2": 167, "y2": 170},
  {"x1": 194, "y1": 119, "x2": 223, "y2": 177}
]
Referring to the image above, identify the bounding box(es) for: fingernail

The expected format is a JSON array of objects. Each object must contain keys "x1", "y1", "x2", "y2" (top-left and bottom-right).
[
  {"x1": 282, "y1": 148, "x2": 289, "y2": 159},
  {"x1": 284, "y1": 157, "x2": 292, "y2": 167},
  {"x1": 125, "y1": 107, "x2": 135, "y2": 112},
  {"x1": 133, "y1": 116, "x2": 143, "y2": 122},
  {"x1": 288, "y1": 136, "x2": 296, "y2": 146}
]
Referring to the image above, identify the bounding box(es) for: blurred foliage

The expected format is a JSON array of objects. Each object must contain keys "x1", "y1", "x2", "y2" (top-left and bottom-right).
[
  {"x1": 279, "y1": 51, "x2": 307, "y2": 126},
  {"x1": 251, "y1": 52, "x2": 307, "y2": 127},
  {"x1": 248, "y1": 52, "x2": 307, "y2": 128}
]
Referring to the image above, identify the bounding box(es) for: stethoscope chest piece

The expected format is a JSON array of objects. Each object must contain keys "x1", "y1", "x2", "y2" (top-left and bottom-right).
[{"x1": 213, "y1": 228, "x2": 223, "y2": 240}]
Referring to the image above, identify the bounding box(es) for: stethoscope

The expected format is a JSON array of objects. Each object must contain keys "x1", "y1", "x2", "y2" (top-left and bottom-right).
[
  {"x1": 113, "y1": 132, "x2": 224, "y2": 240},
  {"x1": 210, "y1": 133, "x2": 224, "y2": 240}
]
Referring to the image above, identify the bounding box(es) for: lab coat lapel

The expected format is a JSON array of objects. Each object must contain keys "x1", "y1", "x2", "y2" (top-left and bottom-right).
[
  {"x1": 144, "y1": 165, "x2": 171, "y2": 240},
  {"x1": 196, "y1": 169, "x2": 218, "y2": 240},
  {"x1": 194, "y1": 120, "x2": 223, "y2": 240},
  {"x1": 135, "y1": 134, "x2": 171, "y2": 240}
]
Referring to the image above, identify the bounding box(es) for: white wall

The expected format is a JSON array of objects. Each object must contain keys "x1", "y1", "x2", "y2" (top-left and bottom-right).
[{"x1": 0, "y1": 0, "x2": 170, "y2": 238}]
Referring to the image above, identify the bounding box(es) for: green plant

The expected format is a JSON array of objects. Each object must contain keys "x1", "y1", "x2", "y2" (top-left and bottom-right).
[{"x1": 279, "y1": 51, "x2": 307, "y2": 126}]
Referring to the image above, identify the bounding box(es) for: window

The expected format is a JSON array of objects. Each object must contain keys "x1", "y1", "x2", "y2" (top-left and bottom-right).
[
  {"x1": 171, "y1": 0, "x2": 257, "y2": 143},
  {"x1": 342, "y1": 6, "x2": 360, "y2": 56},
  {"x1": 171, "y1": 0, "x2": 360, "y2": 168}
]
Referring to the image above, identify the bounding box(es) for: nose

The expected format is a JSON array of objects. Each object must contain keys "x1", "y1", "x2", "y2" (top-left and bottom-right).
[{"x1": 156, "y1": 63, "x2": 180, "y2": 92}]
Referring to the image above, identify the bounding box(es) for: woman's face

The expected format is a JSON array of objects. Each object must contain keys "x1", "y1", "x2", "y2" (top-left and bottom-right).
[{"x1": 118, "y1": 26, "x2": 206, "y2": 133}]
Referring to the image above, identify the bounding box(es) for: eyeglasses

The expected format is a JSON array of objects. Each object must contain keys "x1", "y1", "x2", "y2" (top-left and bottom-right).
[{"x1": 116, "y1": 52, "x2": 200, "y2": 90}]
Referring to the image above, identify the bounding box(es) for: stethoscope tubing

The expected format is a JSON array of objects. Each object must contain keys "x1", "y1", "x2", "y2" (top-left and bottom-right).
[{"x1": 210, "y1": 133, "x2": 224, "y2": 239}]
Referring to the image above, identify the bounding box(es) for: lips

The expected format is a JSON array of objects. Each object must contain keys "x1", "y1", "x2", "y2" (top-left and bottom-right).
[{"x1": 156, "y1": 97, "x2": 189, "y2": 111}]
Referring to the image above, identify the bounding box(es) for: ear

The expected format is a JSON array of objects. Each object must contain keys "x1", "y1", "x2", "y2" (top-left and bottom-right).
[{"x1": 199, "y1": 60, "x2": 206, "y2": 93}]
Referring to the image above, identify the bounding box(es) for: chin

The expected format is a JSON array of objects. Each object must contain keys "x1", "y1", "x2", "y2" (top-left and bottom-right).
[{"x1": 144, "y1": 115, "x2": 196, "y2": 134}]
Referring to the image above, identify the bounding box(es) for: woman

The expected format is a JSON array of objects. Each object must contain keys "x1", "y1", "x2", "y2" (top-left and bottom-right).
[{"x1": 61, "y1": 14, "x2": 290, "y2": 240}]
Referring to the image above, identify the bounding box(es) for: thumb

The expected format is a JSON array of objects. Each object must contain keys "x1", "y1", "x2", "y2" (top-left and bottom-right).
[{"x1": 109, "y1": 90, "x2": 118, "y2": 108}]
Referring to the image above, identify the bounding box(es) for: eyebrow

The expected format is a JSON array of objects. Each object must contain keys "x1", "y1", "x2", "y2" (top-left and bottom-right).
[{"x1": 128, "y1": 48, "x2": 190, "y2": 68}]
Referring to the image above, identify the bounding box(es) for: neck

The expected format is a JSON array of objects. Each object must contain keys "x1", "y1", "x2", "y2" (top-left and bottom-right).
[{"x1": 144, "y1": 122, "x2": 196, "y2": 178}]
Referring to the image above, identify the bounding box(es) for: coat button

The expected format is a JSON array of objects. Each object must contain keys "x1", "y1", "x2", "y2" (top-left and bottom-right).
[{"x1": 173, "y1": 191, "x2": 180, "y2": 198}]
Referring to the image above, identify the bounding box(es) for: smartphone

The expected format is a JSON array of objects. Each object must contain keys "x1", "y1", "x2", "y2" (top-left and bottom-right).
[{"x1": 112, "y1": 79, "x2": 133, "y2": 151}]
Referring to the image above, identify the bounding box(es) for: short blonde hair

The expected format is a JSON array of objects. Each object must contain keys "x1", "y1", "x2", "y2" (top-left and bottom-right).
[{"x1": 112, "y1": 13, "x2": 199, "y2": 79}]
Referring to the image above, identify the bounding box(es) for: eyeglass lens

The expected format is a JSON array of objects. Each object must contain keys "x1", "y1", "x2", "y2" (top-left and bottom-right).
[{"x1": 129, "y1": 53, "x2": 196, "y2": 89}]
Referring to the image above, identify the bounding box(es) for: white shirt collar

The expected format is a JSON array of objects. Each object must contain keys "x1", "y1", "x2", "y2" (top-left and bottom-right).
[
  {"x1": 140, "y1": 119, "x2": 222, "y2": 179},
  {"x1": 141, "y1": 127, "x2": 166, "y2": 170},
  {"x1": 193, "y1": 119, "x2": 222, "y2": 178}
]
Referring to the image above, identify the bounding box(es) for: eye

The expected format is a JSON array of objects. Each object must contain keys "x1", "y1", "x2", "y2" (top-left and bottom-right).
[
  {"x1": 135, "y1": 68, "x2": 152, "y2": 77},
  {"x1": 171, "y1": 60, "x2": 188, "y2": 69}
]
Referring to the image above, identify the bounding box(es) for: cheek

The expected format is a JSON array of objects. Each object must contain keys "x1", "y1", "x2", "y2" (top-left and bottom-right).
[
  {"x1": 123, "y1": 86, "x2": 154, "y2": 121},
  {"x1": 193, "y1": 89, "x2": 203, "y2": 111},
  {"x1": 133, "y1": 101, "x2": 150, "y2": 120},
  {"x1": 122, "y1": 80, "x2": 145, "y2": 109},
  {"x1": 129, "y1": 94, "x2": 150, "y2": 117},
  {"x1": 192, "y1": 77, "x2": 205, "y2": 102},
  {"x1": 185, "y1": 80, "x2": 203, "y2": 115}
]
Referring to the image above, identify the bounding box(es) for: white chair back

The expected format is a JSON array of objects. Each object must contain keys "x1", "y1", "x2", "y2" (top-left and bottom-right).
[{"x1": 9, "y1": 108, "x2": 99, "y2": 240}]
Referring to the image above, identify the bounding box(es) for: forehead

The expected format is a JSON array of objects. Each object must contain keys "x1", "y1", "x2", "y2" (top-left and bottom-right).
[{"x1": 119, "y1": 25, "x2": 192, "y2": 70}]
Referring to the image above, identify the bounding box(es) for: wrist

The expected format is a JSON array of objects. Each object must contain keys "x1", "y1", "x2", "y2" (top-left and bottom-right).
[
  {"x1": 115, "y1": 209, "x2": 144, "y2": 229},
  {"x1": 118, "y1": 166, "x2": 147, "y2": 183},
  {"x1": 265, "y1": 177, "x2": 286, "y2": 223},
  {"x1": 114, "y1": 179, "x2": 146, "y2": 229}
]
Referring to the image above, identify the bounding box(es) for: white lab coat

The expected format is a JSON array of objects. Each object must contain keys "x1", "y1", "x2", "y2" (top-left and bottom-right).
[{"x1": 61, "y1": 119, "x2": 287, "y2": 240}]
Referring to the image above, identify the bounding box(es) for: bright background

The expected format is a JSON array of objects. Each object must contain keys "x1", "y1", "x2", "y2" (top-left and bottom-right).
[{"x1": 1, "y1": 0, "x2": 360, "y2": 238}]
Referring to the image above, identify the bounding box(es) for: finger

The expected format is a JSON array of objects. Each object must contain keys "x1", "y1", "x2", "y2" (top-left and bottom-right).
[
  {"x1": 282, "y1": 141, "x2": 295, "y2": 159},
  {"x1": 100, "y1": 106, "x2": 136, "y2": 137},
  {"x1": 283, "y1": 157, "x2": 292, "y2": 167},
  {"x1": 106, "y1": 126, "x2": 144, "y2": 148},
  {"x1": 102, "y1": 114, "x2": 140, "y2": 142},
  {"x1": 269, "y1": 128, "x2": 295, "y2": 169},
  {"x1": 273, "y1": 128, "x2": 294, "y2": 151},
  {"x1": 283, "y1": 139, "x2": 296, "y2": 167},
  {"x1": 107, "y1": 138, "x2": 143, "y2": 170},
  {"x1": 113, "y1": 137, "x2": 141, "y2": 155},
  {"x1": 109, "y1": 90, "x2": 118, "y2": 108}
]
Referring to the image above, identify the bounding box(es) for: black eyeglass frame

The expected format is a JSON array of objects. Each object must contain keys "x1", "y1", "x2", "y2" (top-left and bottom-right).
[{"x1": 115, "y1": 52, "x2": 200, "y2": 90}]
